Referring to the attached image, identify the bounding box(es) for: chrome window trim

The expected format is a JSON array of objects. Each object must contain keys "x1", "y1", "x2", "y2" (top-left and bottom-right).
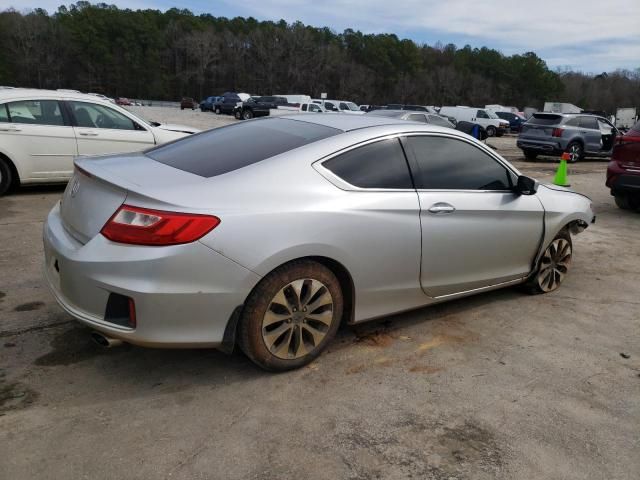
[{"x1": 313, "y1": 131, "x2": 521, "y2": 193}]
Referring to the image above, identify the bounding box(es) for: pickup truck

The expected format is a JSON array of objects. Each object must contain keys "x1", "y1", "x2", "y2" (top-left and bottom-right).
[{"x1": 234, "y1": 96, "x2": 288, "y2": 120}]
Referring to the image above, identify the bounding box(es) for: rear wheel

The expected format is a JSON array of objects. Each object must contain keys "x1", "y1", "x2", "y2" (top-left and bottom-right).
[
  {"x1": 566, "y1": 142, "x2": 583, "y2": 163},
  {"x1": 234, "y1": 110, "x2": 242, "y2": 120},
  {"x1": 238, "y1": 260, "x2": 343, "y2": 371},
  {"x1": 486, "y1": 125, "x2": 496, "y2": 137},
  {"x1": 242, "y1": 110, "x2": 254, "y2": 120},
  {"x1": 0, "y1": 157, "x2": 14, "y2": 196},
  {"x1": 615, "y1": 193, "x2": 640, "y2": 210},
  {"x1": 525, "y1": 230, "x2": 572, "y2": 294},
  {"x1": 523, "y1": 149, "x2": 538, "y2": 161}
]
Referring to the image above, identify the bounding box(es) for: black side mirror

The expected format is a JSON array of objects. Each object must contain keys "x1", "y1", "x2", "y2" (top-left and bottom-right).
[{"x1": 516, "y1": 175, "x2": 538, "y2": 195}]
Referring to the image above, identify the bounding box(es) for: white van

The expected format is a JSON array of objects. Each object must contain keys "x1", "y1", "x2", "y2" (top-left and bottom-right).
[{"x1": 438, "y1": 106, "x2": 509, "y2": 137}]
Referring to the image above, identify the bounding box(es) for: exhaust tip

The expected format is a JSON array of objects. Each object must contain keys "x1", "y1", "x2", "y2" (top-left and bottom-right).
[{"x1": 91, "y1": 331, "x2": 123, "y2": 348}]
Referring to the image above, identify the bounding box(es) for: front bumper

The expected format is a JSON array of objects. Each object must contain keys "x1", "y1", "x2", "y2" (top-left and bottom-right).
[{"x1": 43, "y1": 203, "x2": 261, "y2": 347}]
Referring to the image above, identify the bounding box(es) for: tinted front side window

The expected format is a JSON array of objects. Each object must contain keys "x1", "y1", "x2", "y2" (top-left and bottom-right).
[
  {"x1": 149, "y1": 118, "x2": 341, "y2": 178},
  {"x1": 406, "y1": 136, "x2": 512, "y2": 190},
  {"x1": 7, "y1": 100, "x2": 64, "y2": 126},
  {"x1": 322, "y1": 138, "x2": 413, "y2": 189},
  {"x1": 564, "y1": 117, "x2": 580, "y2": 127},
  {"x1": 428, "y1": 115, "x2": 452, "y2": 127},
  {"x1": 477, "y1": 110, "x2": 489, "y2": 119}
]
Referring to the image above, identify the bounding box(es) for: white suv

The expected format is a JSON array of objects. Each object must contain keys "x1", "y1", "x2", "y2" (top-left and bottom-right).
[{"x1": 0, "y1": 89, "x2": 199, "y2": 195}]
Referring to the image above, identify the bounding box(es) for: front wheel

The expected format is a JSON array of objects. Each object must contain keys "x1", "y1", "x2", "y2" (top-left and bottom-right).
[
  {"x1": 238, "y1": 260, "x2": 343, "y2": 371},
  {"x1": 234, "y1": 110, "x2": 242, "y2": 120},
  {"x1": 566, "y1": 142, "x2": 583, "y2": 163},
  {"x1": 242, "y1": 110, "x2": 254, "y2": 120},
  {"x1": 486, "y1": 125, "x2": 496, "y2": 137},
  {"x1": 614, "y1": 193, "x2": 640, "y2": 210},
  {"x1": 215, "y1": 107, "x2": 221, "y2": 115},
  {"x1": 525, "y1": 230, "x2": 572, "y2": 294}
]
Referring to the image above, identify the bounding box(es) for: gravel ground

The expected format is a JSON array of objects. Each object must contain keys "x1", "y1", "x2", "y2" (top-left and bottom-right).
[
  {"x1": 1, "y1": 111, "x2": 639, "y2": 479},
  {"x1": 127, "y1": 105, "x2": 238, "y2": 131}
]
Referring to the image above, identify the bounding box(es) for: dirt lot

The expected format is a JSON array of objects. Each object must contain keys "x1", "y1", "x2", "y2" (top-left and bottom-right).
[{"x1": 1, "y1": 109, "x2": 639, "y2": 479}]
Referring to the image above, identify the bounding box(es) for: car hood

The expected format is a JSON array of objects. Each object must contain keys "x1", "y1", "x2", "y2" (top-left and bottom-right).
[{"x1": 154, "y1": 123, "x2": 201, "y2": 134}]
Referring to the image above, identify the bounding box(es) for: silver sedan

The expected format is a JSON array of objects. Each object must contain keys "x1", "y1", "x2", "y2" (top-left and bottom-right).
[{"x1": 43, "y1": 115, "x2": 595, "y2": 371}]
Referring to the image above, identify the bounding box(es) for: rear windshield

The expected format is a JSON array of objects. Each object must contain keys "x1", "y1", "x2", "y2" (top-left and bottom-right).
[
  {"x1": 527, "y1": 114, "x2": 562, "y2": 126},
  {"x1": 147, "y1": 118, "x2": 341, "y2": 177}
]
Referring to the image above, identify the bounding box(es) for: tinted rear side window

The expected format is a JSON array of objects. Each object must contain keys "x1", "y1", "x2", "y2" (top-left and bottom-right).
[
  {"x1": 148, "y1": 118, "x2": 341, "y2": 177},
  {"x1": 528, "y1": 114, "x2": 562, "y2": 126},
  {"x1": 579, "y1": 116, "x2": 598, "y2": 129},
  {"x1": 406, "y1": 136, "x2": 513, "y2": 190},
  {"x1": 323, "y1": 138, "x2": 413, "y2": 189}
]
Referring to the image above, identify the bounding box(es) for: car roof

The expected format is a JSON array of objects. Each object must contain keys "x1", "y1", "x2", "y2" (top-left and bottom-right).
[
  {"x1": 279, "y1": 113, "x2": 416, "y2": 131},
  {"x1": 0, "y1": 88, "x2": 114, "y2": 106}
]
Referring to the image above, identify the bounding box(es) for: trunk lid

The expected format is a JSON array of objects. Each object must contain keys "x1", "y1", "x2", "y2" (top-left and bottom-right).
[{"x1": 60, "y1": 152, "x2": 208, "y2": 243}]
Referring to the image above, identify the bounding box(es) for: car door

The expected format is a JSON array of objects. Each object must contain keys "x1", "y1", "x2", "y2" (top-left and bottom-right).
[
  {"x1": 578, "y1": 116, "x2": 602, "y2": 153},
  {"x1": 67, "y1": 101, "x2": 155, "y2": 156},
  {"x1": 0, "y1": 99, "x2": 77, "y2": 180},
  {"x1": 403, "y1": 134, "x2": 544, "y2": 297}
]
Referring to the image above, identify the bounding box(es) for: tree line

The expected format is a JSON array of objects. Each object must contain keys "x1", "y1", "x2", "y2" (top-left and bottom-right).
[{"x1": 0, "y1": 1, "x2": 638, "y2": 113}]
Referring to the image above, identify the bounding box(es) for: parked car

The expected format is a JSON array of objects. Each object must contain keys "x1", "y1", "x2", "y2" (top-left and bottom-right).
[
  {"x1": 213, "y1": 92, "x2": 247, "y2": 115},
  {"x1": 495, "y1": 111, "x2": 526, "y2": 132},
  {"x1": 517, "y1": 113, "x2": 618, "y2": 162},
  {"x1": 43, "y1": 114, "x2": 593, "y2": 371},
  {"x1": 439, "y1": 106, "x2": 509, "y2": 137},
  {"x1": 233, "y1": 96, "x2": 288, "y2": 120},
  {"x1": 199, "y1": 96, "x2": 221, "y2": 112},
  {"x1": 314, "y1": 100, "x2": 363, "y2": 114},
  {"x1": 115, "y1": 97, "x2": 132, "y2": 106},
  {"x1": 0, "y1": 89, "x2": 199, "y2": 195},
  {"x1": 299, "y1": 102, "x2": 328, "y2": 113},
  {"x1": 367, "y1": 109, "x2": 455, "y2": 128},
  {"x1": 606, "y1": 120, "x2": 640, "y2": 210},
  {"x1": 180, "y1": 97, "x2": 197, "y2": 110}
]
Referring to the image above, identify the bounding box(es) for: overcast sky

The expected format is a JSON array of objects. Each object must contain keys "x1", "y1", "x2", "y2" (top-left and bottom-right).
[{"x1": 2, "y1": 0, "x2": 639, "y2": 73}]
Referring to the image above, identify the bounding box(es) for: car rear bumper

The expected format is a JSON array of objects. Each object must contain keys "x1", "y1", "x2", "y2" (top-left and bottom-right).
[
  {"x1": 43, "y1": 203, "x2": 261, "y2": 347},
  {"x1": 606, "y1": 162, "x2": 640, "y2": 193},
  {"x1": 517, "y1": 138, "x2": 563, "y2": 155}
]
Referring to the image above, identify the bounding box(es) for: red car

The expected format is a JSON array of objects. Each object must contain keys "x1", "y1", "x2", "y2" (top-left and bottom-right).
[
  {"x1": 606, "y1": 120, "x2": 640, "y2": 210},
  {"x1": 115, "y1": 97, "x2": 132, "y2": 106}
]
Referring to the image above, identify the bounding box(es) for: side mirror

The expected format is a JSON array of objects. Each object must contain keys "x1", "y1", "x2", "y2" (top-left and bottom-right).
[{"x1": 516, "y1": 175, "x2": 538, "y2": 195}]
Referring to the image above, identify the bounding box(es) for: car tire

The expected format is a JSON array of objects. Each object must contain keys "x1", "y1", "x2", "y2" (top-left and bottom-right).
[
  {"x1": 242, "y1": 110, "x2": 254, "y2": 120},
  {"x1": 0, "y1": 157, "x2": 14, "y2": 196},
  {"x1": 234, "y1": 110, "x2": 242, "y2": 120},
  {"x1": 486, "y1": 126, "x2": 496, "y2": 137},
  {"x1": 614, "y1": 193, "x2": 630, "y2": 210},
  {"x1": 525, "y1": 229, "x2": 572, "y2": 294},
  {"x1": 238, "y1": 259, "x2": 343, "y2": 371},
  {"x1": 566, "y1": 142, "x2": 583, "y2": 163},
  {"x1": 181, "y1": 107, "x2": 184, "y2": 110},
  {"x1": 523, "y1": 149, "x2": 538, "y2": 161},
  {"x1": 215, "y1": 107, "x2": 221, "y2": 115}
]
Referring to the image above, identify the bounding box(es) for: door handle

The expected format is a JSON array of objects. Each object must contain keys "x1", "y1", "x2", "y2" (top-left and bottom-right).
[
  {"x1": 79, "y1": 130, "x2": 99, "y2": 136},
  {"x1": 428, "y1": 203, "x2": 456, "y2": 214}
]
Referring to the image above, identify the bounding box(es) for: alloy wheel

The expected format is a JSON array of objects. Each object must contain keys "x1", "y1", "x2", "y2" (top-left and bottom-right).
[
  {"x1": 568, "y1": 144, "x2": 581, "y2": 163},
  {"x1": 537, "y1": 238, "x2": 572, "y2": 292},
  {"x1": 261, "y1": 278, "x2": 334, "y2": 359}
]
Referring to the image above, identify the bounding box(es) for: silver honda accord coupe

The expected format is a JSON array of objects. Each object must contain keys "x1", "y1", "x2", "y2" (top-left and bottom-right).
[{"x1": 43, "y1": 114, "x2": 595, "y2": 371}]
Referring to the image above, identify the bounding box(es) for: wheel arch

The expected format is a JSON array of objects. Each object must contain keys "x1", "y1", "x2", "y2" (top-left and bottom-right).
[{"x1": 0, "y1": 150, "x2": 21, "y2": 189}]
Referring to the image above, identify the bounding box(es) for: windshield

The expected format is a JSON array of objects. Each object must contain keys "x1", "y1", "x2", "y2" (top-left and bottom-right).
[{"x1": 345, "y1": 102, "x2": 359, "y2": 111}]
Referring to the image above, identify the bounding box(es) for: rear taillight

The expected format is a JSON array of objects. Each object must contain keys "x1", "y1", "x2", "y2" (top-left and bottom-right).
[
  {"x1": 616, "y1": 135, "x2": 640, "y2": 146},
  {"x1": 101, "y1": 205, "x2": 220, "y2": 246},
  {"x1": 552, "y1": 128, "x2": 564, "y2": 137}
]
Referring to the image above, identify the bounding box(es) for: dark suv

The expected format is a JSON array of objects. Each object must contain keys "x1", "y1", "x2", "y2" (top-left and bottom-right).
[
  {"x1": 518, "y1": 113, "x2": 618, "y2": 162},
  {"x1": 606, "y1": 120, "x2": 640, "y2": 210},
  {"x1": 214, "y1": 92, "x2": 243, "y2": 115}
]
